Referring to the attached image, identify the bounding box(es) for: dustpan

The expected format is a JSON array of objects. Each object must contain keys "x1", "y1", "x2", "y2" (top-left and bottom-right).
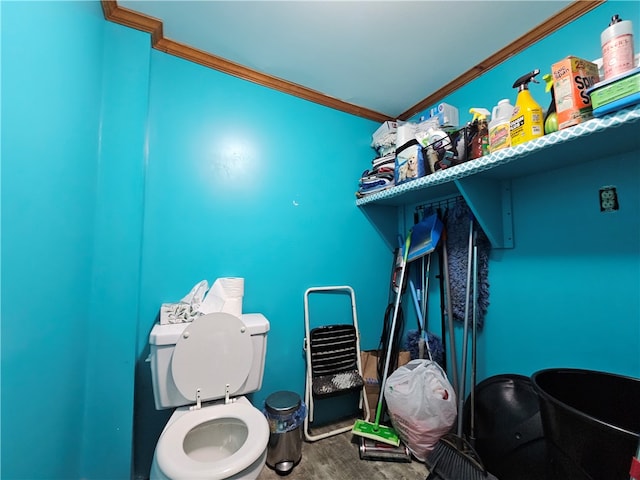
[{"x1": 407, "y1": 212, "x2": 443, "y2": 263}]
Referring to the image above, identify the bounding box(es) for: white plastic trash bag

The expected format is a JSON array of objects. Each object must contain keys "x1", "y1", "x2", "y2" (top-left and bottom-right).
[{"x1": 384, "y1": 359, "x2": 457, "y2": 462}]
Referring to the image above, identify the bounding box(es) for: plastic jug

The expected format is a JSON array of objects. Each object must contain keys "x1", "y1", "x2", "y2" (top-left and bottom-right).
[{"x1": 489, "y1": 99, "x2": 514, "y2": 153}]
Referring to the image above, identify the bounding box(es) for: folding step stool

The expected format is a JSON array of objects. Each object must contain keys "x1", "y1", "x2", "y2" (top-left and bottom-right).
[{"x1": 303, "y1": 285, "x2": 370, "y2": 441}]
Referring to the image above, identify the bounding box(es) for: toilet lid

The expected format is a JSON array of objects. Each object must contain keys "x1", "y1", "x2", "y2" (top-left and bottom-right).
[{"x1": 172, "y1": 313, "x2": 253, "y2": 402}]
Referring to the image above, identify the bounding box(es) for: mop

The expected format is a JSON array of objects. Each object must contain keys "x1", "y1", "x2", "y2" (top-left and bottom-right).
[
  {"x1": 352, "y1": 234, "x2": 412, "y2": 447},
  {"x1": 445, "y1": 201, "x2": 490, "y2": 328},
  {"x1": 441, "y1": 221, "x2": 459, "y2": 395},
  {"x1": 426, "y1": 217, "x2": 497, "y2": 480},
  {"x1": 360, "y1": 239, "x2": 414, "y2": 462}
]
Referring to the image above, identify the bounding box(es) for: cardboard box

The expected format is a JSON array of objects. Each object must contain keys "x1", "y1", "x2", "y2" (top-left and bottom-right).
[
  {"x1": 372, "y1": 120, "x2": 397, "y2": 140},
  {"x1": 552, "y1": 56, "x2": 600, "y2": 130},
  {"x1": 371, "y1": 120, "x2": 397, "y2": 148},
  {"x1": 419, "y1": 103, "x2": 459, "y2": 129},
  {"x1": 360, "y1": 350, "x2": 411, "y2": 412}
]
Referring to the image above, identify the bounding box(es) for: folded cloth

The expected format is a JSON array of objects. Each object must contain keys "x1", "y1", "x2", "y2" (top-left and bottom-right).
[{"x1": 356, "y1": 175, "x2": 394, "y2": 198}]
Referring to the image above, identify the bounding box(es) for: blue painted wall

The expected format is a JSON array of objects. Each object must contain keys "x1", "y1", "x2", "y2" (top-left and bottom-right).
[
  {"x1": 131, "y1": 50, "x2": 389, "y2": 476},
  {"x1": 1, "y1": 1, "x2": 638, "y2": 479},
  {"x1": 2, "y1": 1, "x2": 104, "y2": 478},
  {"x1": 408, "y1": 1, "x2": 640, "y2": 384},
  {"x1": 81, "y1": 21, "x2": 151, "y2": 480},
  {"x1": 3, "y1": 2, "x2": 389, "y2": 479}
]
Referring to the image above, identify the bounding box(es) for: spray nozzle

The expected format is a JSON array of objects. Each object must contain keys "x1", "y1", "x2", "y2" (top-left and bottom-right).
[
  {"x1": 543, "y1": 73, "x2": 554, "y2": 93},
  {"x1": 610, "y1": 14, "x2": 622, "y2": 26},
  {"x1": 469, "y1": 108, "x2": 490, "y2": 122},
  {"x1": 512, "y1": 69, "x2": 541, "y2": 90}
]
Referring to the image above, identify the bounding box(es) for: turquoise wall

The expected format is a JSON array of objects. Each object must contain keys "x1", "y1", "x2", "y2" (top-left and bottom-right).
[
  {"x1": 2, "y1": 1, "x2": 104, "y2": 478},
  {"x1": 1, "y1": 1, "x2": 638, "y2": 479},
  {"x1": 131, "y1": 50, "x2": 389, "y2": 476},
  {"x1": 81, "y1": 21, "x2": 150, "y2": 480},
  {"x1": 408, "y1": 1, "x2": 640, "y2": 384},
  {"x1": 2, "y1": 1, "x2": 389, "y2": 479}
]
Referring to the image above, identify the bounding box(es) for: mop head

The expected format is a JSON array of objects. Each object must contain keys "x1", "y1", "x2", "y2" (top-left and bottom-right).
[
  {"x1": 406, "y1": 330, "x2": 444, "y2": 367},
  {"x1": 445, "y1": 201, "x2": 491, "y2": 328},
  {"x1": 352, "y1": 419, "x2": 401, "y2": 447}
]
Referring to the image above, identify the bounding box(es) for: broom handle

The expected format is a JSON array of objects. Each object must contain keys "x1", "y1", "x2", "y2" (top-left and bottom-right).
[
  {"x1": 422, "y1": 253, "x2": 431, "y2": 328},
  {"x1": 470, "y1": 233, "x2": 478, "y2": 445},
  {"x1": 375, "y1": 234, "x2": 411, "y2": 426},
  {"x1": 457, "y1": 217, "x2": 474, "y2": 437},
  {"x1": 410, "y1": 280, "x2": 432, "y2": 361}
]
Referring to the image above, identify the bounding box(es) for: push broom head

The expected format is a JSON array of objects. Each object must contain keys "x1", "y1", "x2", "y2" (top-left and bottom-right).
[
  {"x1": 425, "y1": 433, "x2": 497, "y2": 480},
  {"x1": 352, "y1": 419, "x2": 401, "y2": 447}
]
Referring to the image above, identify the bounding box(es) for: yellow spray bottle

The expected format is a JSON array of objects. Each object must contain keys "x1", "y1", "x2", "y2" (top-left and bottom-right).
[{"x1": 510, "y1": 69, "x2": 544, "y2": 146}]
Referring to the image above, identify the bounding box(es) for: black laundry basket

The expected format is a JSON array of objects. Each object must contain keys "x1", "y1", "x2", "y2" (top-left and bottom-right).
[
  {"x1": 462, "y1": 374, "x2": 547, "y2": 480},
  {"x1": 532, "y1": 368, "x2": 640, "y2": 480}
]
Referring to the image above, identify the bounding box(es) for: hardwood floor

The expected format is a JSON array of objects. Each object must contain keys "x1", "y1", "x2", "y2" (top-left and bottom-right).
[{"x1": 256, "y1": 430, "x2": 428, "y2": 480}]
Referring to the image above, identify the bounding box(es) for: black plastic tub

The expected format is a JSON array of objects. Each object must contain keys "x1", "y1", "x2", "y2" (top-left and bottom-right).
[{"x1": 532, "y1": 368, "x2": 640, "y2": 480}]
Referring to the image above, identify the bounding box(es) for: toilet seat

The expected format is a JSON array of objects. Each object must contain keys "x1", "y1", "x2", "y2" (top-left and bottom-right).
[
  {"x1": 156, "y1": 402, "x2": 269, "y2": 480},
  {"x1": 172, "y1": 313, "x2": 253, "y2": 402}
]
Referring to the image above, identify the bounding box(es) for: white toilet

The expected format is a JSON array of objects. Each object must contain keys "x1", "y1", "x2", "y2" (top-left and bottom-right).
[{"x1": 148, "y1": 312, "x2": 270, "y2": 480}]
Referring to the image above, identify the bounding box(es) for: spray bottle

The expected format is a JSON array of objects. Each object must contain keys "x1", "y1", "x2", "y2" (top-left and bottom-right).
[
  {"x1": 542, "y1": 73, "x2": 558, "y2": 134},
  {"x1": 510, "y1": 69, "x2": 544, "y2": 147},
  {"x1": 468, "y1": 108, "x2": 490, "y2": 159}
]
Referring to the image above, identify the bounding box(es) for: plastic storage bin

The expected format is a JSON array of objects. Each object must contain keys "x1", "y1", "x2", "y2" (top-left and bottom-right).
[{"x1": 264, "y1": 391, "x2": 306, "y2": 474}]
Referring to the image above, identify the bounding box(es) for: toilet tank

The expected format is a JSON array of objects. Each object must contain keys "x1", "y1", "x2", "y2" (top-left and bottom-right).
[{"x1": 149, "y1": 313, "x2": 269, "y2": 410}]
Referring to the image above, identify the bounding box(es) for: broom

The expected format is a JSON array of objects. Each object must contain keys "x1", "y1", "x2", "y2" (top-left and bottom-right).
[
  {"x1": 426, "y1": 434, "x2": 497, "y2": 480},
  {"x1": 425, "y1": 217, "x2": 496, "y2": 480},
  {"x1": 352, "y1": 234, "x2": 412, "y2": 447}
]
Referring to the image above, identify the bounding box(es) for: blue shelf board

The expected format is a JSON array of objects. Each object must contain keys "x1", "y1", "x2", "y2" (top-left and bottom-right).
[{"x1": 356, "y1": 105, "x2": 640, "y2": 208}]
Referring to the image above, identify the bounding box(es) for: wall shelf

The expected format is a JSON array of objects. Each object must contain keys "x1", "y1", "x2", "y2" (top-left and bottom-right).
[{"x1": 357, "y1": 105, "x2": 640, "y2": 249}]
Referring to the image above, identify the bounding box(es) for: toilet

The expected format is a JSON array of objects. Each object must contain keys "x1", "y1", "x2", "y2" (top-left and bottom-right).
[{"x1": 148, "y1": 312, "x2": 270, "y2": 480}]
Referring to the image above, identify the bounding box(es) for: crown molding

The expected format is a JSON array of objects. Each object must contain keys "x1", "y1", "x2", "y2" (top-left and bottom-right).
[
  {"x1": 101, "y1": 0, "x2": 604, "y2": 123},
  {"x1": 398, "y1": 0, "x2": 605, "y2": 120}
]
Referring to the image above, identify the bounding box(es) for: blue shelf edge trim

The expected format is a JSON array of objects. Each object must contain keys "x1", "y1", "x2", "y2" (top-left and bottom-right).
[{"x1": 356, "y1": 105, "x2": 640, "y2": 207}]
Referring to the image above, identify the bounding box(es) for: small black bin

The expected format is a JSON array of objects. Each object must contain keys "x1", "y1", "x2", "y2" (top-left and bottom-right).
[{"x1": 264, "y1": 391, "x2": 306, "y2": 475}]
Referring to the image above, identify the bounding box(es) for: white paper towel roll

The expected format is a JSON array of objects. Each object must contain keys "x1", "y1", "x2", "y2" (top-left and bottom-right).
[{"x1": 200, "y1": 277, "x2": 244, "y2": 317}]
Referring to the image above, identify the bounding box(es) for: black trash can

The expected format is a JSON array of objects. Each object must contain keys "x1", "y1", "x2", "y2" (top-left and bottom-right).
[{"x1": 264, "y1": 391, "x2": 305, "y2": 474}]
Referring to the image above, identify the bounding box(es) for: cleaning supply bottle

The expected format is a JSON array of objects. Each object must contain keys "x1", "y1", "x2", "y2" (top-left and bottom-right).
[
  {"x1": 601, "y1": 14, "x2": 635, "y2": 80},
  {"x1": 542, "y1": 73, "x2": 558, "y2": 134},
  {"x1": 489, "y1": 99, "x2": 514, "y2": 153},
  {"x1": 468, "y1": 108, "x2": 490, "y2": 159},
  {"x1": 510, "y1": 69, "x2": 544, "y2": 147}
]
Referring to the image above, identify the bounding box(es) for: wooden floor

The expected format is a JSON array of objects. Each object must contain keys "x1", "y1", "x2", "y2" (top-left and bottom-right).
[{"x1": 256, "y1": 430, "x2": 429, "y2": 480}]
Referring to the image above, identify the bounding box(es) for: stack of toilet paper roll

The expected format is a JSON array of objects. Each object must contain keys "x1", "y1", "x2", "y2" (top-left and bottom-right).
[{"x1": 160, "y1": 277, "x2": 244, "y2": 324}]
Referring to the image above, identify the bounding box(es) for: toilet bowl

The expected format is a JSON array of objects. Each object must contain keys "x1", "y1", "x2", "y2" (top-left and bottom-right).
[
  {"x1": 151, "y1": 397, "x2": 269, "y2": 480},
  {"x1": 148, "y1": 313, "x2": 271, "y2": 480}
]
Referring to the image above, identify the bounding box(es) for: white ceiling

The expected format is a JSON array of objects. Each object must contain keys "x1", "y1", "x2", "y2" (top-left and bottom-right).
[{"x1": 119, "y1": 0, "x2": 574, "y2": 119}]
